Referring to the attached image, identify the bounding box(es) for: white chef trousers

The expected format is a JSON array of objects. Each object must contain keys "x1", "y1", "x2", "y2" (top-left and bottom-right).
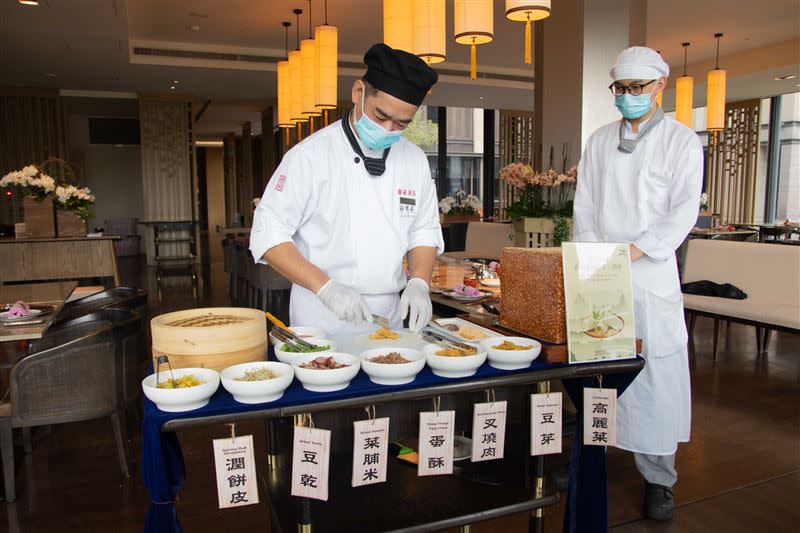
[{"x1": 634, "y1": 452, "x2": 677, "y2": 488}]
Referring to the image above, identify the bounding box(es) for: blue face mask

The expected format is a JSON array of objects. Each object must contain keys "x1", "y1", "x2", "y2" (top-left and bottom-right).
[
  {"x1": 354, "y1": 90, "x2": 403, "y2": 151},
  {"x1": 614, "y1": 91, "x2": 655, "y2": 120}
]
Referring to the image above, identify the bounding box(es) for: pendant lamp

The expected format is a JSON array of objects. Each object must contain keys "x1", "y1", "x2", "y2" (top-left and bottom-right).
[
  {"x1": 706, "y1": 33, "x2": 726, "y2": 132},
  {"x1": 384, "y1": 0, "x2": 414, "y2": 53},
  {"x1": 301, "y1": 2, "x2": 320, "y2": 117},
  {"x1": 315, "y1": 0, "x2": 338, "y2": 112},
  {"x1": 413, "y1": 0, "x2": 446, "y2": 65},
  {"x1": 675, "y1": 42, "x2": 693, "y2": 128},
  {"x1": 290, "y1": 9, "x2": 307, "y2": 124},
  {"x1": 504, "y1": 1, "x2": 550, "y2": 65},
  {"x1": 454, "y1": 0, "x2": 493, "y2": 80},
  {"x1": 277, "y1": 21, "x2": 293, "y2": 129}
]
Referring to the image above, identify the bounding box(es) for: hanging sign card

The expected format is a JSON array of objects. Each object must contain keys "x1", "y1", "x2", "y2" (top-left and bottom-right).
[
  {"x1": 530, "y1": 392, "x2": 563, "y2": 456},
  {"x1": 583, "y1": 388, "x2": 617, "y2": 447},
  {"x1": 418, "y1": 410, "x2": 455, "y2": 476},
  {"x1": 213, "y1": 435, "x2": 260, "y2": 509},
  {"x1": 291, "y1": 426, "x2": 331, "y2": 501},
  {"x1": 352, "y1": 417, "x2": 390, "y2": 487},
  {"x1": 471, "y1": 401, "x2": 507, "y2": 462},
  {"x1": 562, "y1": 242, "x2": 637, "y2": 364}
]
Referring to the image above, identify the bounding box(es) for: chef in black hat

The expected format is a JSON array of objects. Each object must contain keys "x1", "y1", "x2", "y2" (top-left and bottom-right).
[{"x1": 250, "y1": 43, "x2": 443, "y2": 336}]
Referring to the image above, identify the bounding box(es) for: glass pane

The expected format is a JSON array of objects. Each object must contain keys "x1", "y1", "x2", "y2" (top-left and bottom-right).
[{"x1": 777, "y1": 92, "x2": 800, "y2": 223}]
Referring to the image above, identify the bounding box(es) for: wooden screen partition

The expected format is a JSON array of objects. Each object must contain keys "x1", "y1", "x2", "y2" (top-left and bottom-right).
[
  {"x1": 241, "y1": 122, "x2": 254, "y2": 227},
  {"x1": 498, "y1": 110, "x2": 537, "y2": 219},
  {"x1": 223, "y1": 132, "x2": 238, "y2": 227},
  {"x1": 138, "y1": 96, "x2": 197, "y2": 264},
  {"x1": 706, "y1": 99, "x2": 761, "y2": 224}
]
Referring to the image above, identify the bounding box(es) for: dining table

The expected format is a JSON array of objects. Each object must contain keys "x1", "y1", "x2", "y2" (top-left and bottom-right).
[{"x1": 0, "y1": 281, "x2": 77, "y2": 344}]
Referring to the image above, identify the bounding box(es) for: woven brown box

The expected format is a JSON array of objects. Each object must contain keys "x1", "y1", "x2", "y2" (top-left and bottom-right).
[{"x1": 499, "y1": 247, "x2": 567, "y2": 344}]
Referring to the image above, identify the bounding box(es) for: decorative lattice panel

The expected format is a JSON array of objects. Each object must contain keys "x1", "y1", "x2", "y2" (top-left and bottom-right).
[
  {"x1": 706, "y1": 99, "x2": 760, "y2": 224},
  {"x1": 498, "y1": 110, "x2": 536, "y2": 219}
]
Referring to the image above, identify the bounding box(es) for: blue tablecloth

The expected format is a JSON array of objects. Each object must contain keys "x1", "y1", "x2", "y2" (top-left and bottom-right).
[{"x1": 142, "y1": 355, "x2": 641, "y2": 532}]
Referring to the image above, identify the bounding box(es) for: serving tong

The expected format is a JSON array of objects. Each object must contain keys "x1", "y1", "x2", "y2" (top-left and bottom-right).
[
  {"x1": 155, "y1": 354, "x2": 176, "y2": 386},
  {"x1": 271, "y1": 325, "x2": 318, "y2": 351},
  {"x1": 372, "y1": 315, "x2": 392, "y2": 329},
  {"x1": 421, "y1": 327, "x2": 477, "y2": 353}
]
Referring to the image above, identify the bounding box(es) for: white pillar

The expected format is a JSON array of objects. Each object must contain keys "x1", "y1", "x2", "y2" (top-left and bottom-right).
[{"x1": 538, "y1": 0, "x2": 647, "y2": 168}]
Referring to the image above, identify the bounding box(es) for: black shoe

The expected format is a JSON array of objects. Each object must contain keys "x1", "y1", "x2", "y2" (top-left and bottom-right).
[{"x1": 644, "y1": 482, "x2": 675, "y2": 521}]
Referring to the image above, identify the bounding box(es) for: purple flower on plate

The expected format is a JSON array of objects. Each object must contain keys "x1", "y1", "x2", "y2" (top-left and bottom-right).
[{"x1": 489, "y1": 262, "x2": 499, "y2": 272}]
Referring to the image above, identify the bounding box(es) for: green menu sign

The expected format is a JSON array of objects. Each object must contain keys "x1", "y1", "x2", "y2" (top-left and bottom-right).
[{"x1": 562, "y1": 242, "x2": 636, "y2": 364}]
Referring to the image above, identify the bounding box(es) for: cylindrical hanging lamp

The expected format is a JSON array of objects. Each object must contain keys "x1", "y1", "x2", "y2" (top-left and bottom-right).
[
  {"x1": 454, "y1": 0, "x2": 494, "y2": 80},
  {"x1": 315, "y1": 0, "x2": 338, "y2": 111},
  {"x1": 504, "y1": 1, "x2": 550, "y2": 65},
  {"x1": 384, "y1": 0, "x2": 414, "y2": 53},
  {"x1": 675, "y1": 42, "x2": 693, "y2": 128},
  {"x1": 413, "y1": 0, "x2": 446, "y2": 65},
  {"x1": 278, "y1": 22, "x2": 293, "y2": 129},
  {"x1": 301, "y1": 3, "x2": 319, "y2": 117},
  {"x1": 706, "y1": 33, "x2": 726, "y2": 132},
  {"x1": 290, "y1": 9, "x2": 306, "y2": 124}
]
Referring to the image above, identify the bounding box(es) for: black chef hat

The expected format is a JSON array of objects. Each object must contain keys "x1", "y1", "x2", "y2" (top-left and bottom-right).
[{"x1": 363, "y1": 43, "x2": 438, "y2": 106}]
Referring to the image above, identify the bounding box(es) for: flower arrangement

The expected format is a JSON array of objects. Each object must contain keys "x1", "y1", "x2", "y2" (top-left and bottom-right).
[
  {"x1": 253, "y1": 197, "x2": 261, "y2": 209},
  {"x1": 55, "y1": 184, "x2": 95, "y2": 221},
  {"x1": 439, "y1": 188, "x2": 481, "y2": 216},
  {"x1": 1, "y1": 159, "x2": 95, "y2": 221},
  {"x1": 500, "y1": 163, "x2": 577, "y2": 221},
  {"x1": 0, "y1": 165, "x2": 56, "y2": 201}
]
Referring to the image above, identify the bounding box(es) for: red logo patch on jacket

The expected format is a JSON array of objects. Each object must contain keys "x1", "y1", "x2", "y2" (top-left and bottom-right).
[{"x1": 275, "y1": 175, "x2": 287, "y2": 192}]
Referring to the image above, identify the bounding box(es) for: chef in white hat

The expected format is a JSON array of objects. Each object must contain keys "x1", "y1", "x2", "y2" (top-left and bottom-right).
[{"x1": 573, "y1": 46, "x2": 702, "y2": 520}]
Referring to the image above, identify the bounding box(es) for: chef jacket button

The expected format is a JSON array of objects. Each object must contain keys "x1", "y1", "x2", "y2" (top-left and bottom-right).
[{"x1": 354, "y1": 156, "x2": 360, "y2": 164}]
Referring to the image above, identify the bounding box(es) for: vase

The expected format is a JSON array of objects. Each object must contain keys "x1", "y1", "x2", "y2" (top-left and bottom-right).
[
  {"x1": 513, "y1": 217, "x2": 573, "y2": 248},
  {"x1": 56, "y1": 209, "x2": 87, "y2": 237},
  {"x1": 22, "y1": 197, "x2": 56, "y2": 238}
]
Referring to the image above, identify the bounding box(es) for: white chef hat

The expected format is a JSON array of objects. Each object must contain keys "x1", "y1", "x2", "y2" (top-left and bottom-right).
[{"x1": 610, "y1": 46, "x2": 669, "y2": 81}]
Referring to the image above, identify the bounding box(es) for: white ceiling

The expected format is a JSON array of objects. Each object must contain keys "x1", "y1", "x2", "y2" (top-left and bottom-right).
[{"x1": 0, "y1": 0, "x2": 798, "y2": 140}]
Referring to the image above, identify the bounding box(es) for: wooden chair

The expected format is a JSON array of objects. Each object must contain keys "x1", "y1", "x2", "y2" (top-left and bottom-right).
[{"x1": 441, "y1": 222, "x2": 515, "y2": 262}]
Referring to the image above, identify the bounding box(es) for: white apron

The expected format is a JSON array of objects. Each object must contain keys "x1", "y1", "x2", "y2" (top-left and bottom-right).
[
  {"x1": 249, "y1": 119, "x2": 444, "y2": 337},
  {"x1": 573, "y1": 115, "x2": 703, "y2": 455}
]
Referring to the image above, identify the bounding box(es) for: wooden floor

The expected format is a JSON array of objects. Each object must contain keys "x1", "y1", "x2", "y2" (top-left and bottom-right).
[{"x1": 1, "y1": 250, "x2": 798, "y2": 532}]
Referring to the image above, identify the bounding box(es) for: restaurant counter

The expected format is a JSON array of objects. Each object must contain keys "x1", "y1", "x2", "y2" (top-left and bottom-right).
[{"x1": 142, "y1": 345, "x2": 643, "y2": 533}]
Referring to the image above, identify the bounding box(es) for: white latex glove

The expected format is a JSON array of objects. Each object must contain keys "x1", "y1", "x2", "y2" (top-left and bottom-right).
[
  {"x1": 316, "y1": 280, "x2": 373, "y2": 325},
  {"x1": 399, "y1": 278, "x2": 432, "y2": 334}
]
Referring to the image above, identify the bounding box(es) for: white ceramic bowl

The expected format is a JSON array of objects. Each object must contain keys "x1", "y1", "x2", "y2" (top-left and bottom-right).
[
  {"x1": 423, "y1": 343, "x2": 487, "y2": 378},
  {"x1": 359, "y1": 347, "x2": 426, "y2": 386},
  {"x1": 480, "y1": 336, "x2": 542, "y2": 370},
  {"x1": 291, "y1": 352, "x2": 361, "y2": 392},
  {"x1": 274, "y1": 338, "x2": 336, "y2": 364},
  {"x1": 142, "y1": 367, "x2": 220, "y2": 412},
  {"x1": 269, "y1": 326, "x2": 327, "y2": 346},
  {"x1": 220, "y1": 361, "x2": 294, "y2": 404}
]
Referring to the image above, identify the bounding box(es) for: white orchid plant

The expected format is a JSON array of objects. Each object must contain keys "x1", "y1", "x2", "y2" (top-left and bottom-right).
[
  {"x1": 55, "y1": 184, "x2": 95, "y2": 221},
  {"x1": 439, "y1": 188, "x2": 481, "y2": 216},
  {"x1": 0, "y1": 165, "x2": 56, "y2": 201}
]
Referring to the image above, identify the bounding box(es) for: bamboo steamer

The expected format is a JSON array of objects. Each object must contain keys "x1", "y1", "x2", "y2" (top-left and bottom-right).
[{"x1": 151, "y1": 307, "x2": 267, "y2": 371}]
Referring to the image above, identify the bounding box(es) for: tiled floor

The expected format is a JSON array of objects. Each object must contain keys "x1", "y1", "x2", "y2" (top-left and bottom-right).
[{"x1": 1, "y1": 245, "x2": 798, "y2": 532}]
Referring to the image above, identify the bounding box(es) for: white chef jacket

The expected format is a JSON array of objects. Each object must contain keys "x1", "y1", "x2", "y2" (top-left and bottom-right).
[
  {"x1": 249, "y1": 118, "x2": 444, "y2": 335},
  {"x1": 573, "y1": 114, "x2": 702, "y2": 455}
]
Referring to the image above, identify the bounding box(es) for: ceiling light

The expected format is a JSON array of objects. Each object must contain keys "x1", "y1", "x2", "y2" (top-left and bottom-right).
[
  {"x1": 454, "y1": 0, "x2": 494, "y2": 80},
  {"x1": 706, "y1": 33, "x2": 726, "y2": 132},
  {"x1": 315, "y1": 1, "x2": 338, "y2": 111},
  {"x1": 505, "y1": 1, "x2": 551, "y2": 65},
  {"x1": 384, "y1": 0, "x2": 414, "y2": 53},
  {"x1": 189, "y1": 25, "x2": 201, "y2": 31},
  {"x1": 675, "y1": 42, "x2": 693, "y2": 128},
  {"x1": 774, "y1": 74, "x2": 797, "y2": 81},
  {"x1": 173, "y1": 80, "x2": 178, "y2": 84},
  {"x1": 413, "y1": 0, "x2": 446, "y2": 65},
  {"x1": 18, "y1": 1, "x2": 39, "y2": 5},
  {"x1": 170, "y1": 86, "x2": 175, "y2": 90}
]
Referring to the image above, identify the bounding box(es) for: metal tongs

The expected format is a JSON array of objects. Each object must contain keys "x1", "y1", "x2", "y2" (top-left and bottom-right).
[
  {"x1": 155, "y1": 354, "x2": 176, "y2": 386},
  {"x1": 271, "y1": 325, "x2": 318, "y2": 351},
  {"x1": 372, "y1": 315, "x2": 391, "y2": 329},
  {"x1": 421, "y1": 326, "x2": 477, "y2": 352}
]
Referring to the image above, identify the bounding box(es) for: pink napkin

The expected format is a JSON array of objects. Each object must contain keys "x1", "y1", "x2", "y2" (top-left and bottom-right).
[{"x1": 8, "y1": 300, "x2": 30, "y2": 318}]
